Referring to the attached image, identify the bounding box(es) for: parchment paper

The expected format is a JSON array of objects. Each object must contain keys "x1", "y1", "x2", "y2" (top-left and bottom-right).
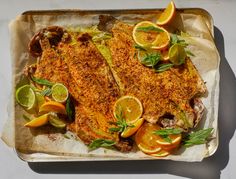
[{"x1": 1, "y1": 10, "x2": 220, "y2": 162}]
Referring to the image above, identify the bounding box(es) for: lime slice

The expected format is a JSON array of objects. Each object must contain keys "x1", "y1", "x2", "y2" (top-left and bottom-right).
[
  {"x1": 35, "y1": 92, "x2": 45, "y2": 108},
  {"x1": 48, "y1": 113, "x2": 66, "y2": 128},
  {"x1": 51, "y1": 83, "x2": 69, "y2": 103},
  {"x1": 168, "y1": 44, "x2": 186, "y2": 65},
  {"x1": 16, "y1": 85, "x2": 36, "y2": 109}
]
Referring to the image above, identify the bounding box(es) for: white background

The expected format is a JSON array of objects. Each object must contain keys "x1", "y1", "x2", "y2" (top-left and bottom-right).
[{"x1": 0, "y1": 0, "x2": 236, "y2": 179}]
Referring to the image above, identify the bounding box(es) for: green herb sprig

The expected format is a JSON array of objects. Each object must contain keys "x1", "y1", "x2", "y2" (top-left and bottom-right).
[
  {"x1": 40, "y1": 88, "x2": 52, "y2": 96},
  {"x1": 31, "y1": 76, "x2": 54, "y2": 87},
  {"x1": 183, "y1": 128, "x2": 214, "y2": 147},
  {"x1": 23, "y1": 114, "x2": 31, "y2": 122},
  {"x1": 155, "y1": 63, "x2": 174, "y2": 73},
  {"x1": 171, "y1": 34, "x2": 195, "y2": 57},
  {"x1": 154, "y1": 128, "x2": 182, "y2": 143},
  {"x1": 137, "y1": 26, "x2": 164, "y2": 32},
  {"x1": 88, "y1": 139, "x2": 116, "y2": 150},
  {"x1": 171, "y1": 34, "x2": 188, "y2": 47},
  {"x1": 141, "y1": 53, "x2": 161, "y2": 68},
  {"x1": 186, "y1": 50, "x2": 195, "y2": 57},
  {"x1": 134, "y1": 44, "x2": 147, "y2": 51},
  {"x1": 66, "y1": 95, "x2": 75, "y2": 121},
  {"x1": 109, "y1": 107, "x2": 134, "y2": 133}
]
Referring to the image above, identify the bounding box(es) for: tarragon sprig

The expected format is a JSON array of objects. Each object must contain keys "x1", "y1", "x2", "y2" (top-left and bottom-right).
[
  {"x1": 170, "y1": 34, "x2": 188, "y2": 47},
  {"x1": 154, "y1": 128, "x2": 182, "y2": 143},
  {"x1": 88, "y1": 139, "x2": 116, "y2": 150},
  {"x1": 109, "y1": 107, "x2": 134, "y2": 133},
  {"x1": 182, "y1": 128, "x2": 214, "y2": 147},
  {"x1": 141, "y1": 52, "x2": 161, "y2": 68},
  {"x1": 137, "y1": 26, "x2": 164, "y2": 32},
  {"x1": 31, "y1": 76, "x2": 54, "y2": 87}
]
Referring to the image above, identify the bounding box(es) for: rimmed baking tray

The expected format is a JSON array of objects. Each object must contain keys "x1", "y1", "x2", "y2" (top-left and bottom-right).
[{"x1": 10, "y1": 8, "x2": 218, "y2": 162}]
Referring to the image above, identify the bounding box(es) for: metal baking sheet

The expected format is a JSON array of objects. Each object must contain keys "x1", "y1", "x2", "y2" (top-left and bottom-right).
[{"x1": 12, "y1": 8, "x2": 218, "y2": 162}]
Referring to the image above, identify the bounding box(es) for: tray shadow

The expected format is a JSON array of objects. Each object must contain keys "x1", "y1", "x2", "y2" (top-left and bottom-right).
[{"x1": 28, "y1": 27, "x2": 236, "y2": 179}]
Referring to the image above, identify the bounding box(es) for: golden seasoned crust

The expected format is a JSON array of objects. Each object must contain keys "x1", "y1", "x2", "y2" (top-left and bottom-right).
[
  {"x1": 58, "y1": 33, "x2": 121, "y2": 144},
  {"x1": 107, "y1": 21, "x2": 207, "y2": 129}
]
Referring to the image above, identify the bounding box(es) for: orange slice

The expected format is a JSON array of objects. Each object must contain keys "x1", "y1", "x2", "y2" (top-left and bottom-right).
[
  {"x1": 162, "y1": 143, "x2": 179, "y2": 151},
  {"x1": 133, "y1": 21, "x2": 170, "y2": 50},
  {"x1": 39, "y1": 101, "x2": 66, "y2": 114},
  {"x1": 156, "y1": 1, "x2": 176, "y2": 25},
  {"x1": 121, "y1": 118, "x2": 144, "y2": 138},
  {"x1": 160, "y1": 48, "x2": 169, "y2": 60},
  {"x1": 24, "y1": 113, "x2": 49, "y2": 127},
  {"x1": 135, "y1": 122, "x2": 162, "y2": 154},
  {"x1": 113, "y1": 95, "x2": 143, "y2": 123},
  {"x1": 155, "y1": 132, "x2": 182, "y2": 146},
  {"x1": 151, "y1": 149, "x2": 170, "y2": 157},
  {"x1": 138, "y1": 143, "x2": 162, "y2": 154}
]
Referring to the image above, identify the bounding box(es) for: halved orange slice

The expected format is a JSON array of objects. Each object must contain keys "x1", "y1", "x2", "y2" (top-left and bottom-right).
[
  {"x1": 121, "y1": 118, "x2": 144, "y2": 138},
  {"x1": 155, "y1": 132, "x2": 182, "y2": 146},
  {"x1": 24, "y1": 113, "x2": 49, "y2": 127},
  {"x1": 160, "y1": 48, "x2": 170, "y2": 60},
  {"x1": 133, "y1": 21, "x2": 170, "y2": 50},
  {"x1": 113, "y1": 95, "x2": 143, "y2": 124},
  {"x1": 135, "y1": 122, "x2": 162, "y2": 154},
  {"x1": 156, "y1": 1, "x2": 176, "y2": 26},
  {"x1": 39, "y1": 101, "x2": 66, "y2": 114},
  {"x1": 151, "y1": 149, "x2": 170, "y2": 157}
]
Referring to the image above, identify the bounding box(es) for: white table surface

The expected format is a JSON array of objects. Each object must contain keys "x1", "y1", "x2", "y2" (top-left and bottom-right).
[{"x1": 1, "y1": 0, "x2": 236, "y2": 179}]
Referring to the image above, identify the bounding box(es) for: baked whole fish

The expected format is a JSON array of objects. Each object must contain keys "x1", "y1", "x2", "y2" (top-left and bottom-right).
[
  {"x1": 26, "y1": 15, "x2": 207, "y2": 151},
  {"x1": 27, "y1": 26, "x2": 132, "y2": 152},
  {"x1": 98, "y1": 15, "x2": 207, "y2": 130}
]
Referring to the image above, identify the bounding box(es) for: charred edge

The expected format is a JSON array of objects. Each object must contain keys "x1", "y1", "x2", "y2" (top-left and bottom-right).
[
  {"x1": 115, "y1": 137, "x2": 133, "y2": 152},
  {"x1": 98, "y1": 15, "x2": 117, "y2": 33},
  {"x1": 28, "y1": 26, "x2": 70, "y2": 57}
]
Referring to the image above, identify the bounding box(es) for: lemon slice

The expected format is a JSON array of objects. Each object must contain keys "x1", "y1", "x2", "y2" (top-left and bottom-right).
[
  {"x1": 168, "y1": 44, "x2": 187, "y2": 65},
  {"x1": 51, "y1": 83, "x2": 69, "y2": 103},
  {"x1": 48, "y1": 113, "x2": 66, "y2": 128},
  {"x1": 133, "y1": 21, "x2": 170, "y2": 50},
  {"x1": 114, "y1": 95, "x2": 143, "y2": 123},
  {"x1": 24, "y1": 113, "x2": 49, "y2": 127},
  {"x1": 16, "y1": 85, "x2": 36, "y2": 109},
  {"x1": 156, "y1": 1, "x2": 176, "y2": 25}
]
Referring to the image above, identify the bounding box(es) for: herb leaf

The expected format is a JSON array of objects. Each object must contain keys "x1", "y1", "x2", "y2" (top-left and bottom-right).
[
  {"x1": 154, "y1": 128, "x2": 183, "y2": 135},
  {"x1": 162, "y1": 135, "x2": 172, "y2": 143},
  {"x1": 141, "y1": 53, "x2": 161, "y2": 68},
  {"x1": 31, "y1": 76, "x2": 54, "y2": 87},
  {"x1": 88, "y1": 139, "x2": 116, "y2": 150},
  {"x1": 155, "y1": 63, "x2": 174, "y2": 72},
  {"x1": 170, "y1": 34, "x2": 188, "y2": 47},
  {"x1": 137, "y1": 26, "x2": 164, "y2": 32},
  {"x1": 40, "y1": 88, "x2": 52, "y2": 96},
  {"x1": 183, "y1": 128, "x2": 214, "y2": 147},
  {"x1": 134, "y1": 44, "x2": 147, "y2": 51},
  {"x1": 23, "y1": 114, "x2": 31, "y2": 122},
  {"x1": 154, "y1": 128, "x2": 182, "y2": 143},
  {"x1": 186, "y1": 50, "x2": 195, "y2": 57},
  {"x1": 109, "y1": 106, "x2": 134, "y2": 133},
  {"x1": 66, "y1": 95, "x2": 75, "y2": 121}
]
